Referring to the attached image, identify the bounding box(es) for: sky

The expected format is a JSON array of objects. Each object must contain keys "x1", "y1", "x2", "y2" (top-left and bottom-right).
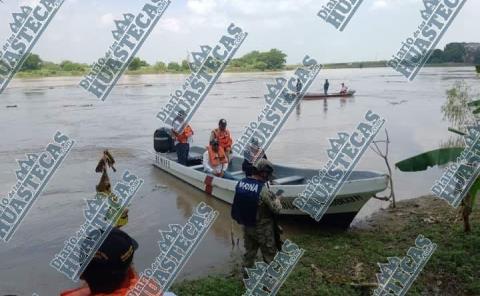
[{"x1": 0, "y1": 0, "x2": 478, "y2": 65}]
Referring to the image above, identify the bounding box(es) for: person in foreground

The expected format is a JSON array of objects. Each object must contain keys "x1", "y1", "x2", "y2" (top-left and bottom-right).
[
  {"x1": 60, "y1": 229, "x2": 178, "y2": 296},
  {"x1": 60, "y1": 229, "x2": 143, "y2": 295},
  {"x1": 203, "y1": 139, "x2": 235, "y2": 180},
  {"x1": 231, "y1": 159, "x2": 283, "y2": 277}
]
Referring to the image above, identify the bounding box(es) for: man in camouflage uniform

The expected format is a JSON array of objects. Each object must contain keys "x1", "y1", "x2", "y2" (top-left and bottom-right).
[{"x1": 231, "y1": 159, "x2": 282, "y2": 274}]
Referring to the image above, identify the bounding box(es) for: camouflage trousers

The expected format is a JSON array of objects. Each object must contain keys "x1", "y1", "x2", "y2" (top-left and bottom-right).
[{"x1": 242, "y1": 222, "x2": 277, "y2": 269}]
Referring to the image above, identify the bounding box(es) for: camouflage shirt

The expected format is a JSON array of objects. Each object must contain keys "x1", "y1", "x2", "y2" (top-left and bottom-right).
[{"x1": 256, "y1": 186, "x2": 282, "y2": 225}]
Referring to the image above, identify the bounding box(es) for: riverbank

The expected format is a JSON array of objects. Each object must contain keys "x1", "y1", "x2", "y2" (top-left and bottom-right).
[
  {"x1": 171, "y1": 195, "x2": 480, "y2": 296},
  {"x1": 13, "y1": 63, "x2": 477, "y2": 79}
]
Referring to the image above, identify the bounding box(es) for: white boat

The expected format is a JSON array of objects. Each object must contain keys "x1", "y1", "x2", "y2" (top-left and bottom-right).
[{"x1": 153, "y1": 143, "x2": 389, "y2": 228}]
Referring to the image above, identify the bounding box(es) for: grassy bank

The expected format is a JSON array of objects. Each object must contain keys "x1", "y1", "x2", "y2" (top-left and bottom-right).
[
  {"x1": 13, "y1": 63, "x2": 479, "y2": 79},
  {"x1": 171, "y1": 196, "x2": 480, "y2": 296}
]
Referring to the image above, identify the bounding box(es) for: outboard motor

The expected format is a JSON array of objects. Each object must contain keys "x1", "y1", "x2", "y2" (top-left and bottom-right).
[{"x1": 154, "y1": 128, "x2": 175, "y2": 153}]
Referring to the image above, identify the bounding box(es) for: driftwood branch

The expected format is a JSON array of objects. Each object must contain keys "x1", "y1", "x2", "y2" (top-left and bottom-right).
[{"x1": 369, "y1": 129, "x2": 396, "y2": 208}]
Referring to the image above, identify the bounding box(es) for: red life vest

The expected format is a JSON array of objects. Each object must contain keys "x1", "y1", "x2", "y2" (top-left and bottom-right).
[
  {"x1": 173, "y1": 125, "x2": 193, "y2": 144},
  {"x1": 212, "y1": 128, "x2": 232, "y2": 151},
  {"x1": 207, "y1": 145, "x2": 228, "y2": 167}
]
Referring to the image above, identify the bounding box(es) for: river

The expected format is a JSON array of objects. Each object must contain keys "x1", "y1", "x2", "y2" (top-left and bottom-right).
[{"x1": 0, "y1": 67, "x2": 478, "y2": 294}]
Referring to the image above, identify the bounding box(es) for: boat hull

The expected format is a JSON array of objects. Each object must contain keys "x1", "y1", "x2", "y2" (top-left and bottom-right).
[
  {"x1": 152, "y1": 149, "x2": 388, "y2": 226},
  {"x1": 304, "y1": 90, "x2": 356, "y2": 100}
]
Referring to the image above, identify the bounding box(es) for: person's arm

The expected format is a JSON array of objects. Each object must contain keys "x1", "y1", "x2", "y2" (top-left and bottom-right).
[
  {"x1": 209, "y1": 130, "x2": 216, "y2": 142},
  {"x1": 259, "y1": 186, "x2": 282, "y2": 214},
  {"x1": 221, "y1": 162, "x2": 229, "y2": 173},
  {"x1": 203, "y1": 152, "x2": 214, "y2": 174}
]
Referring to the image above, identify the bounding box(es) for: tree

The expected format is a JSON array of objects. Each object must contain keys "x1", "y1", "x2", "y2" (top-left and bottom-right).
[
  {"x1": 128, "y1": 57, "x2": 148, "y2": 71},
  {"x1": 258, "y1": 49, "x2": 287, "y2": 70},
  {"x1": 427, "y1": 49, "x2": 444, "y2": 64},
  {"x1": 167, "y1": 62, "x2": 181, "y2": 72},
  {"x1": 395, "y1": 81, "x2": 479, "y2": 232},
  {"x1": 60, "y1": 60, "x2": 85, "y2": 71},
  {"x1": 181, "y1": 60, "x2": 190, "y2": 71},
  {"x1": 443, "y1": 43, "x2": 466, "y2": 63},
  {"x1": 230, "y1": 49, "x2": 287, "y2": 71},
  {"x1": 20, "y1": 53, "x2": 42, "y2": 71},
  {"x1": 153, "y1": 61, "x2": 167, "y2": 72},
  {"x1": 474, "y1": 50, "x2": 480, "y2": 64}
]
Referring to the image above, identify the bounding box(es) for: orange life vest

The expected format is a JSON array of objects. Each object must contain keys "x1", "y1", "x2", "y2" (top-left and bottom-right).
[
  {"x1": 173, "y1": 125, "x2": 193, "y2": 144},
  {"x1": 212, "y1": 128, "x2": 232, "y2": 151},
  {"x1": 60, "y1": 268, "x2": 162, "y2": 296},
  {"x1": 207, "y1": 145, "x2": 228, "y2": 167}
]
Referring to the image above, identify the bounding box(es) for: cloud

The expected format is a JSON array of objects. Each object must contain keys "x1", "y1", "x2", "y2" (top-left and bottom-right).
[
  {"x1": 99, "y1": 13, "x2": 114, "y2": 27},
  {"x1": 371, "y1": 0, "x2": 388, "y2": 10},
  {"x1": 160, "y1": 17, "x2": 183, "y2": 33},
  {"x1": 187, "y1": 0, "x2": 218, "y2": 15}
]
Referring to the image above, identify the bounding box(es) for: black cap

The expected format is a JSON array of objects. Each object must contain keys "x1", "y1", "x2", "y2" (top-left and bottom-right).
[
  {"x1": 219, "y1": 119, "x2": 227, "y2": 127},
  {"x1": 83, "y1": 228, "x2": 138, "y2": 271}
]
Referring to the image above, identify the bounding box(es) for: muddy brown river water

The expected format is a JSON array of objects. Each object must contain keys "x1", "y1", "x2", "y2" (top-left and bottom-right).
[{"x1": 0, "y1": 67, "x2": 478, "y2": 294}]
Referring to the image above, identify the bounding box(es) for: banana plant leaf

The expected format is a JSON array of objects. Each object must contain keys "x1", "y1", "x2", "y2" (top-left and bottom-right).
[
  {"x1": 468, "y1": 99, "x2": 480, "y2": 114},
  {"x1": 395, "y1": 147, "x2": 465, "y2": 172},
  {"x1": 448, "y1": 127, "x2": 466, "y2": 136}
]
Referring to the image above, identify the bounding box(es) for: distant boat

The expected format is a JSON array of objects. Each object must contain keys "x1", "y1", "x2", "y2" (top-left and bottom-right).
[
  {"x1": 152, "y1": 129, "x2": 388, "y2": 228},
  {"x1": 304, "y1": 90, "x2": 356, "y2": 100},
  {"x1": 476, "y1": 65, "x2": 480, "y2": 74}
]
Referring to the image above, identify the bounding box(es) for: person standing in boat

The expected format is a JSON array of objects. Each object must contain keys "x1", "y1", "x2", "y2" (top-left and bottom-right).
[
  {"x1": 296, "y1": 78, "x2": 303, "y2": 95},
  {"x1": 340, "y1": 82, "x2": 348, "y2": 95},
  {"x1": 210, "y1": 119, "x2": 233, "y2": 159},
  {"x1": 231, "y1": 159, "x2": 282, "y2": 277},
  {"x1": 242, "y1": 137, "x2": 267, "y2": 178},
  {"x1": 324, "y1": 79, "x2": 329, "y2": 95},
  {"x1": 203, "y1": 139, "x2": 235, "y2": 180},
  {"x1": 172, "y1": 111, "x2": 194, "y2": 166}
]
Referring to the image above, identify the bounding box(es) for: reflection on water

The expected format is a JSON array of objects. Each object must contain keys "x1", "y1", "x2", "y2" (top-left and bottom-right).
[{"x1": 0, "y1": 67, "x2": 479, "y2": 294}]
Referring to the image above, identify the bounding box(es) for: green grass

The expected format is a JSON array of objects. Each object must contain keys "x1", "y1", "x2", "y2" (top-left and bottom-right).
[{"x1": 171, "y1": 196, "x2": 480, "y2": 296}]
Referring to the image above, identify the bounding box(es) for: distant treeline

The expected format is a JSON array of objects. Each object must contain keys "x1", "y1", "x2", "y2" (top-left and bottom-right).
[
  {"x1": 15, "y1": 42, "x2": 480, "y2": 78},
  {"x1": 17, "y1": 49, "x2": 288, "y2": 77},
  {"x1": 427, "y1": 42, "x2": 480, "y2": 64}
]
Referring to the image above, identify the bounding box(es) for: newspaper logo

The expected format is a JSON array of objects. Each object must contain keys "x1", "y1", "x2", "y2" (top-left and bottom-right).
[
  {"x1": 432, "y1": 125, "x2": 480, "y2": 208},
  {"x1": 79, "y1": 0, "x2": 171, "y2": 101},
  {"x1": 0, "y1": 131, "x2": 74, "y2": 242},
  {"x1": 156, "y1": 23, "x2": 248, "y2": 134},
  {"x1": 232, "y1": 55, "x2": 321, "y2": 164},
  {"x1": 387, "y1": 0, "x2": 466, "y2": 81},
  {"x1": 243, "y1": 240, "x2": 304, "y2": 296},
  {"x1": 0, "y1": 0, "x2": 65, "y2": 94},
  {"x1": 50, "y1": 171, "x2": 143, "y2": 281},
  {"x1": 293, "y1": 110, "x2": 385, "y2": 221},
  {"x1": 317, "y1": 0, "x2": 364, "y2": 31},
  {"x1": 128, "y1": 202, "x2": 218, "y2": 295},
  {"x1": 373, "y1": 235, "x2": 437, "y2": 296}
]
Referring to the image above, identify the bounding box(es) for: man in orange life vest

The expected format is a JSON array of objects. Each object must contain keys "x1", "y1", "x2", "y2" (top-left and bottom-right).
[
  {"x1": 203, "y1": 139, "x2": 235, "y2": 180},
  {"x1": 60, "y1": 228, "x2": 166, "y2": 296},
  {"x1": 210, "y1": 119, "x2": 233, "y2": 159},
  {"x1": 171, "y1": 111, "x2": 194, "y2": 165}
]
